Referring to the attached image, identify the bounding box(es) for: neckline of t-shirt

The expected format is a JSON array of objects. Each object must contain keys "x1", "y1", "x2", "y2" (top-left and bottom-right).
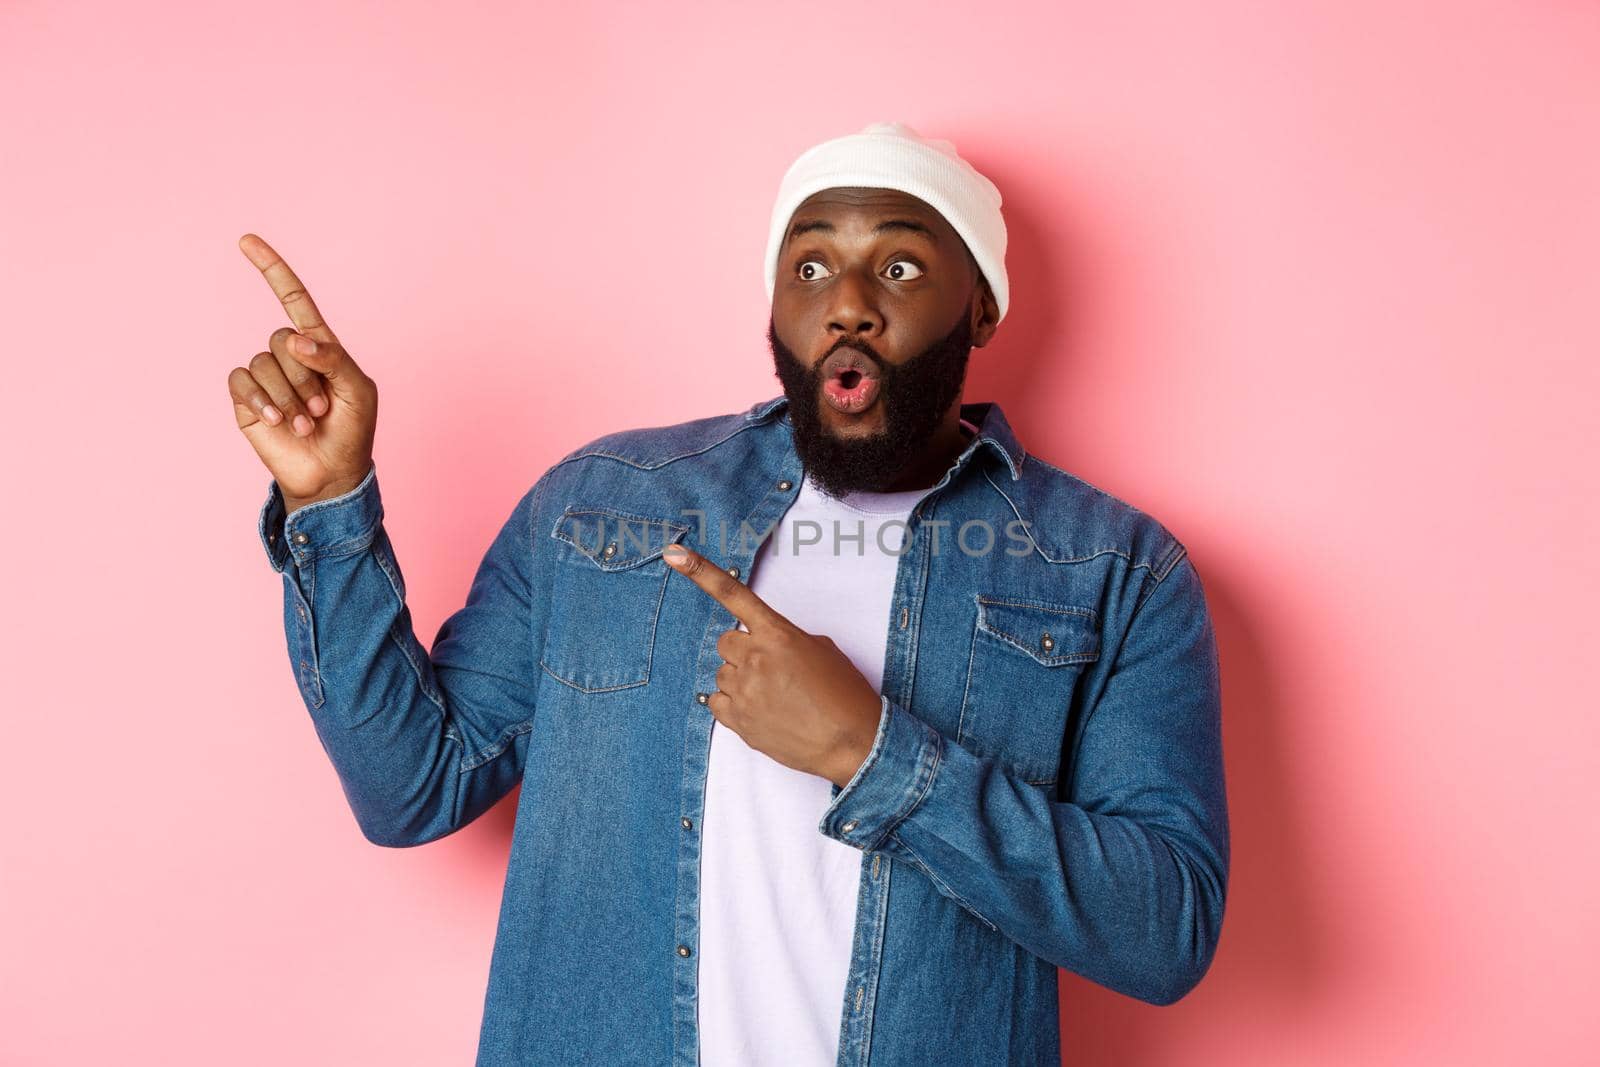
[{"x1": 810, "y1": 417, "x2": 982, "y2": 515}]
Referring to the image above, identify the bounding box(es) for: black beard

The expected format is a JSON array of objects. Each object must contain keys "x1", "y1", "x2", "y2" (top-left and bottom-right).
[{"x1": 767, "y1": 312, "x2": 973, "y2": 499}]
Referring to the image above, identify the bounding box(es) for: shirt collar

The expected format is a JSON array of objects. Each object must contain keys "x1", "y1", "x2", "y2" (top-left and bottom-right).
[{"x1": 744, "y1": 393, "x2": 1025, "y2": 482}]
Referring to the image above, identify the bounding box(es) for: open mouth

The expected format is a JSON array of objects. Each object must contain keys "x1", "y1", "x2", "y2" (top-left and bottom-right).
[{"x1": 820, "y1": 346, "x2": 882, "y2": 414}]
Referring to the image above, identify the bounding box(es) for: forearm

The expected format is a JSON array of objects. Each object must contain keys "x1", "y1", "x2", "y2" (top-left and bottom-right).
[
  {"x1": 818, "y1": 556, "x2": 1229, "y2": 1005},
  {"x1": 822, "y1": 698, "x2": 1226, "y2": 1004},
  {"x1": 260, "y1": 464, "x2": 539, "y2": 846}
]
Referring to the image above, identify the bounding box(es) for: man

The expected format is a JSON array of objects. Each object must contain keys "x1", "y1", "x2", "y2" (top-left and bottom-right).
[{"x1": 231, "y1": 121, "x2": 1228, "y2": 1066}]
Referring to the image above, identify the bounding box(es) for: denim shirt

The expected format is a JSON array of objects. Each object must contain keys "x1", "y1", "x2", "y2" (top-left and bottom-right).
[{"x1": 257, "y1": 393, "x2": 1228, "y2": 1066}]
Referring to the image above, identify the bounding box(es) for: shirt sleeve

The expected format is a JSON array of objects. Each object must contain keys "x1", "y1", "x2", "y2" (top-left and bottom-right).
[
  {"x1": 816, "y1": 551, "x2": 1229, "y2": 1006},
  {"x1": 257, "y1": 460, "x2": 557, "y2": 847}
]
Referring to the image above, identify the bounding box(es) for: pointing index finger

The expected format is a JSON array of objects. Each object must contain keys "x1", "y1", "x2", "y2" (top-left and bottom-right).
[
  {"x1": 238, "y1": 233, "x2": 340, "y2": 346},
  {"x1": 664, "y1": 543, "x2": 784, "y2": 631}
]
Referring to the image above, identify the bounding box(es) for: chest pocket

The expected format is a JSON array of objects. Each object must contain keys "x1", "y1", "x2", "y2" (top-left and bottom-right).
[
  {"x1": 957, "y1": 595, "x2": 1100, "y2": 786},
  {"x1": 540, "y1": 506, "x2": 690, "y2": 693}
]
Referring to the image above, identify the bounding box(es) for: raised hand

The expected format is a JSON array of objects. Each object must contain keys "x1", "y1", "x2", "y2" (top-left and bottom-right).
[
  {"x1": 228, "y1": 234, "x2": 378, "y2": 510},
  {"x1": 662, "y1": 542, "x2": 884, "y2": 787}
]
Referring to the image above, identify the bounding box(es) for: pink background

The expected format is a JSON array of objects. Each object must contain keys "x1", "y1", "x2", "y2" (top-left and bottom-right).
[{"x1": 4, "y1": 2, "x2": 1597, "y2": 1063}]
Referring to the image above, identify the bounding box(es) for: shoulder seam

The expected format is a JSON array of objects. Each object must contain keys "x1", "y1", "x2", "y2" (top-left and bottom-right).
[
  {"x1": 550, "y1": 412, "x2": 767, "y2": 472},
  {"x1": 1152, "y1": 538, "x2": 1189, "y2": 583}
]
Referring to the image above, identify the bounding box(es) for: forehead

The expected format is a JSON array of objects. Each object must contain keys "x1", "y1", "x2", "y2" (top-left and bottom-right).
[{"x1": 785, "y1": 186, "x2": 960, "y2": 246}]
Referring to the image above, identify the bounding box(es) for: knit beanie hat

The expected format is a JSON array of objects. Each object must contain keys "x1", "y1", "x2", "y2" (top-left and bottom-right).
[{"x1": 763, "y1": 120, "x2": 1009, "y2": 322}]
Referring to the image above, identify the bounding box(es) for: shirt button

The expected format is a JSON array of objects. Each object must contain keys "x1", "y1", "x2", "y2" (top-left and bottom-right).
[
  {"x1": 726, "y1": 565, "x2": 740, "y2": 579},
  {"x1": 267, "y1": 531, "x2": 277, "y2": 543},
  {"x1": 1040, "y1": 633, "x2": 1055, "y2": 652},
  {"x1": 677, "y1": 944, "x2": 692, "y2": 957},
  {"x1": 291, "y1": 531, "x2": 309, "y2": 545},
  {"x1": 602, "y1": 542, "x2": 617, "y2": 559},
  {"x1": 842, "y1": 820, "x2": 859, "y2": 833},
  {"x1": 681, "y1": 817, "x2": 693, "y2": 830},
  {"x1": 777, "y1": 479, "x2": 793, "y2": 491},
  {"x1": 696, "y1": 692, "x2": 709, "y2": 705},
  {"x1": 296, "y1": 603, "x2": 307, "y2": 624}
]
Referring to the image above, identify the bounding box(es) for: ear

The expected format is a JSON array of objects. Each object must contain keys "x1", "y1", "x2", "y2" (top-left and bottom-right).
[{"x1": 969, "y1": 274, "x2": 1001, "y2": 348}]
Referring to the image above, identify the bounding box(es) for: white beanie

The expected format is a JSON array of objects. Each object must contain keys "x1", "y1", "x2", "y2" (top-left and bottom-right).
[{"x1": 763, "y1": 120, "x2": 1009, "y2": 322}]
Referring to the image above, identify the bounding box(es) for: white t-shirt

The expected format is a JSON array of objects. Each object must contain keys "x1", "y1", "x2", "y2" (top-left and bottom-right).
[{"x1": 696, "y1": 421, "x2": 975, "y2": 1065}]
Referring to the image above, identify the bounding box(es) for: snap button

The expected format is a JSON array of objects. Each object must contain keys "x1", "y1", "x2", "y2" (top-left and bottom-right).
[
  {"x1": 1040, "y1": 633, "x2": 1055, "y2": 652},
  {"x1": 291, "y1": 531, "x2": 309, "y2": 545},
  {"x1": 696, "y1": 692, "x2": 709, "y2": 705},
  {"x1": 681, "y1": 817, "x2": 692, "y2": 830},
  {"x1": 296, "y1": 603, "x2": 307, "y2": 624},
  {"x1": 841, "y1": 820, "x2": 859, "y2": 833},
  {"x1": 777, "y1": 479, "x2": 793, "y2": 491},
  {"x1": 677, "y1": 944, "x2": 692, "y2": 958},
  {"x1": 267, "y1": 531, "x2": 277, "y2": 543},
  {"x1": 726, "y1": 566, "x2": 740, "y2": 579},
  {"x1": 602, "y1": 542, "x2": 617, "y2": 559}
]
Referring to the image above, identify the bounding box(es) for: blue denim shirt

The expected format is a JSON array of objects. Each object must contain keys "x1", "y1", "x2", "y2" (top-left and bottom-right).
[{"x1": 257, "y1": 393, "x2": 1228, "y2": 1066}]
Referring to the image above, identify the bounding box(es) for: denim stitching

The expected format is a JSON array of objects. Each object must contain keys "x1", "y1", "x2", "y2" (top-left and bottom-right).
[
  {"x1": 303, "y1": 525, "x2": 381, "y2": 562},
  {"x1": 955, "y1": 617, "x2": 979, "y2": 748},
  {"x1": 460, "y1": 720, "x2": 537, "y2": 772},
  {"x1": 537, "y1": 659, "x2": 651, "y2": 693},
  {"x1": 536, "y1": 554, "x2": 668, "y2": 692},
  {"x1": 299, "y1": 561, "x2": 325, "y2": 708},
  {"x1": 888, "y1": 829, "x2": 998, "y2": 932},
  {"x1": 975, "y1": 596, "x2": 1101, "y2": 665},
  {"x1": 959, "y1": 594, "x2": 1085, "y2": 784},
  {"x1": 866, "y1": 718, "x2": 942, "y2": 853},
  {"x1": 550, "y1": 507, "x2": 691, "y2": 570},
  {"x1": 982, "y1": 465, "x2": 1174, "y2": 578},
  {"x1": 550, "y1": 411, "x2": 773, "y2": 472}
]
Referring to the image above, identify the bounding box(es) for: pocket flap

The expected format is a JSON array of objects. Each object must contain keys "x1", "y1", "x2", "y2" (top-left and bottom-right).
[
  {"x1": 976, "y1": 596, "x2": 1100, "y2": 666},
  {"x1": 552, "y1": 507, "x2": 691, "y2": 571}
]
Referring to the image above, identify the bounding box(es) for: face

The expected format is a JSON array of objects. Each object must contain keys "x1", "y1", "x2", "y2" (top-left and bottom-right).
[{"x1": 768, "y1": 187, "x2": 1000, "y2": 498}]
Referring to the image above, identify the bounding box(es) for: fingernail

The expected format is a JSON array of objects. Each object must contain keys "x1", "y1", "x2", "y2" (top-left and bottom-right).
[
  {"x1": 294, "y1": 414, "x2": 313, "y2": 434},
  {"x1": 263, "y1": 404, "x2": 282, "y2": 424},
  {"x1": 307, "y1": 394, "x2": 327, "y2": 416},
  {"x1": 664, "y1": 544, "x2": 687, "y2": 565},
  {"x1": 293, "y1": 336, "x2": 316, "y2": 355}
]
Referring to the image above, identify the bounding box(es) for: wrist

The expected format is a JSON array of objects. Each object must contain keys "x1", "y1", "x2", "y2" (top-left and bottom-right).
[{"x1": 283, "y1": 470, "x2": 370, "y2": 516}]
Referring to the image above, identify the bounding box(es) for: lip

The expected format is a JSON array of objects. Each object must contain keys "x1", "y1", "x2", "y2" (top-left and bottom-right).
[{"x1": 819, "y1": 345, "x2": 882, "y2": 415}]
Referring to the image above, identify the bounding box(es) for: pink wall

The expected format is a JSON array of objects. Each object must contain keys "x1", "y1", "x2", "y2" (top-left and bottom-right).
[{"x1": 4, "y1": 2, "x2": 1596, "y2": 1063}]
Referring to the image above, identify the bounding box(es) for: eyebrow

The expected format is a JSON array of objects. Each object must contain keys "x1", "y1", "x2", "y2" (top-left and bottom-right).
[{"x1": 787, "y1": 218, "x2": 937, "y2": 243}]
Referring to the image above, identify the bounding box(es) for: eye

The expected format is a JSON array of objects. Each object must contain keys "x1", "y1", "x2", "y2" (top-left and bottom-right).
[
  {"x1": 885, "y1": 259, "x2": 924, "y2": 281},
  {"x1": 797, "y1": 259, "x2": 833, "y2": 281}
]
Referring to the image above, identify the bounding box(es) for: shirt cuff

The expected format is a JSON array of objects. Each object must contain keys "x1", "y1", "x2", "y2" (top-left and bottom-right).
[
  {"x1": 257, "y1": 462, "x2": 382, "y2": 573},
  {"x1": 817, "y1": 694, "x2": 944, "y2": 852}
]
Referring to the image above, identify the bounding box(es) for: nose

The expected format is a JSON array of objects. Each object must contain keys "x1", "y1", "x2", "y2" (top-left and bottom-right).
[{"x1": 825, "y1": 264, "x2": 884, "y2": 348}]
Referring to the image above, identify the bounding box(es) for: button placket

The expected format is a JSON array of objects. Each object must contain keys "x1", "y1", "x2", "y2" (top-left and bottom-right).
[{"x1": 673, "y1": 464, "x2": 807, "y2": 1062}]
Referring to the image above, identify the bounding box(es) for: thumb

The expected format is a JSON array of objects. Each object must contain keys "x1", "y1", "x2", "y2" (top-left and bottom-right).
[{"x1": 287, "y1": 335, "x2": 373, "y2": 401}]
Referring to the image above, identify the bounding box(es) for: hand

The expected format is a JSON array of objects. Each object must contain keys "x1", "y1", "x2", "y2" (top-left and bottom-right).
[
  {"x1": 663, "y1": 542, "x2": 883, "y2": 787},
  {"x1": 228, "y1": 234, "x2": 378, "y2": 506}
]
